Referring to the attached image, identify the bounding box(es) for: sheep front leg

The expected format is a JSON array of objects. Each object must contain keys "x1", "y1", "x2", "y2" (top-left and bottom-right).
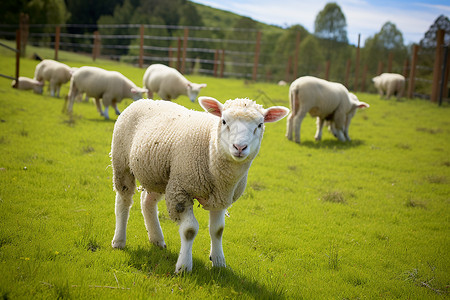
[
  {"x1": 141, "y1": 190, "x2": 166, "y2": 248},
  {"x1": 176, "y1": 206, "x2": 199, "y2": 273},
  {"x1": 112, "y1": 100, "x2": 121, "y2": 115},
  {"x1": 209, "y1": 209, "x2": 226, "y2": 268}
]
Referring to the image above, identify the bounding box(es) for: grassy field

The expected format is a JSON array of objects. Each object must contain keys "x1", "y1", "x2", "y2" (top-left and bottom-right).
[{"x1": 0, "y1": 43, "x2": 449, "y2": 299}]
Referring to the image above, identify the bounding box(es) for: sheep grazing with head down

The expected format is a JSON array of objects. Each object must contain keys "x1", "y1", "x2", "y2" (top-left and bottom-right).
[
  {"x1": 34, "y1": 59, "x2": 75, "y2": 98},
  {"x1": 110, "y1": 97, "x2": 289, "y2": 273},
  {"x1": 12, "y1": 76, "x2": 44, "y2": 94},
  {"x1": 66, "y1": 66, "x2": 147, "y2": 119},
  {"x1": 372, "y1": 73, "x2": 405, "y2": 100},
  {"x1": 286, "y1": 76, "x2": 369, "y2": 143},
  {"x1": 143, "y1": 64, "x2": 207, "y2": 102}
]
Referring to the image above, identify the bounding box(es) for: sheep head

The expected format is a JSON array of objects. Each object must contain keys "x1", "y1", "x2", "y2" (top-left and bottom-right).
[
  {"x1": 186, "y1": 83, "x2": 207, "y2": 102},
  {"x1": 199, "y1": 97, "x2": 289, "y2": 162}
]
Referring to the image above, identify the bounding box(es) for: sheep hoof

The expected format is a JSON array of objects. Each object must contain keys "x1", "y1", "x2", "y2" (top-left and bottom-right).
[
  {"x1": 111, "y1": 240, "x2": 126, "y2": 249},
  {"x1": 151, "y1": 240, "x2": 166, "y2": 249},
  {"x1": 210, "y1": 255, "x2": 226, "y2": 267}
]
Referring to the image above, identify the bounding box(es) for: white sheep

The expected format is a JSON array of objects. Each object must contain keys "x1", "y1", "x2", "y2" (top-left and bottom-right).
[
  {"x1": 66, "y1": 66, "x2": 147, "y2": 119},
  {"x1": 11, "y1": 76, "x2": 44, "y2": 94},
  {"x1": 372, "y1": 73, "x2": 405, "y2": 100},
  {"x1": 286, "y1": 76, "x2": 369, "y2": 143},
  {"x1": 143, "y1": 64, "x2": 207, "y2": 102},
  {"x1": 34, "y1": 59, "x2": 75, "y2": 98},
  {"x1": 110, "y1": 97, "x2": 289, "y2": 273}
]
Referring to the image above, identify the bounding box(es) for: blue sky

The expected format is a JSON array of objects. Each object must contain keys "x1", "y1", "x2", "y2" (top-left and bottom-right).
[{"x1": 191, "y1": 0, "x2": 449, "y2": 46}]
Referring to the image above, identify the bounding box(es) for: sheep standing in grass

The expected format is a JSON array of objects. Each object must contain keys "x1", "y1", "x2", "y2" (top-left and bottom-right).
[
  {"x1": 66, "y1": 66, "x2": 147, "y2": 119},
  {"x1": 372, "y1": 73, "x2": 405, "y2": 100},
  {"x1": 286, "y1": 76, "x2": 369, "y2": 143},
  {"x1": 110, "y1": 97, "x2": 289, "y2": 273},
  {"x1": 11, "y1": 77, "x2": 44, "y2": 94},
  {"x1": 34, "y1": 59, "x2": 75, "y2": 98},
  {"x1": 143, "y1": 64, "x2": 207, "y2": 102}
]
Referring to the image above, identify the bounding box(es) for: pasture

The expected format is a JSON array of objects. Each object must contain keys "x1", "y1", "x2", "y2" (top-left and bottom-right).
[{"x1": 0, "y1": 43, "x2": 449, "y2": 299}]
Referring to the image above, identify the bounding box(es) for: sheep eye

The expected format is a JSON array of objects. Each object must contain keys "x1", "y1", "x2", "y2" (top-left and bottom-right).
[
  {"x1": 222, "y1": 119, "x2": 226, "y2": 125},
  {"x1": 258, "y1": 123, "x2": 263, "y2": 128}
]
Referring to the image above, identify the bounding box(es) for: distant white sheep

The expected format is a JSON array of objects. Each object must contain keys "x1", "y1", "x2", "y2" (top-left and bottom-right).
[
  {"x1": 110, "y1": 97, "x2": 289, "y2": 273},
  {"x1": 286, "y1": 76, "x2": 369, "y2": 143},
  {"x1": 66, "y1": 66, "x2": 147, "y2": 119},
  {"x1": 12, "y1": 76, "x2": 43, "y2": 94},
  {"x1": 34, "y1": 59, "x2": 75, "y2": 98},
  {"x1": 372, "y1": 73, "x2": 405, "y2": 100},
  {"x1": 143, "y1": 64, "x2": 206, "y2": 102}
]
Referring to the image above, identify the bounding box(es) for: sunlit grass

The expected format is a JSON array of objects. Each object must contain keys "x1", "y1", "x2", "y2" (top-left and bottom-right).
[{"x1": 0, "y1": 43, "x2": 449, "y2": 298}]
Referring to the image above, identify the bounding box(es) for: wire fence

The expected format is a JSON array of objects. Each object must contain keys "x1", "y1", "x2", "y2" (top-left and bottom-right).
[{"x1": 0, "y1": 21, "x2": 448, "y2": 102}]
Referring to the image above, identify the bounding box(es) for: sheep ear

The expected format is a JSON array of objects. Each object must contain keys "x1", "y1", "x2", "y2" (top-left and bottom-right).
[
  {"x1": 199, "y1": 96, "x2": 223, "y2": 117},
  {"x1": 264, "y1": 106, "x2": 290, "y2": 123},
  {"x1": 357, "y1": 102, "x2": 370, "y2": 109}
]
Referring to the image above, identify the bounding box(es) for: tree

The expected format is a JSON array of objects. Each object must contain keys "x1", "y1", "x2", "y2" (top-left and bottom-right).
[
  {"x1": 420, "y1": 15, "x2": 450, "y2": 49},
  {"x1": 314, "y1": 2, "x2": 348, "y2": 43},
  {"x1": 362, "y1": 21, "x2": 407, "y2": 74}
]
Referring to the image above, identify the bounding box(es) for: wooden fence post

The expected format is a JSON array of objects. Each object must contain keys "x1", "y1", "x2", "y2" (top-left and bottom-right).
[
  {"x1": 402, "y1": 59, "x2": 409, "y2": 78},
  {"x1": 220, "y1": 49, "x2": 225, "y2": 78},
  {"x1": 14, "y1": 29, "x2": 21, "y2": 88},
  {"x1": 139, "y1": 24, "x2": 144, "y2": 68},
  {"x1": 431, "y1": 29, "x2": 445, "y2": 102},
  {"x1": 213, "y1": 49, "x2": 219, "y2": 77},
  {"x1": 252, "y1": 31, "x2": 261, "y2": 81},
  {"x1": 177, "y1": 37, "x2": 181, "y2": 71},
  {"x1": 344, "y1": 59, "x2": 351, "y2": 88},
  {"x1": 54, "y1": 26, "x2": 60, "y2": 61},
  {"x1": 354, "y1": 34, "x2": 360, "y2": 91},
  {"x1": 377, "y1": 61, "x2": 384, "y2": 75},
  {"x1": 92, "y1": 31, "x2": 101, "y2": 61},
  {"x1": 293, "y1": 31, "x2": 300, "y2": 80},
  {"x1": 407, "y1": 44, "x2": 419, "y2": 98},
  {"x1": 181, "y1": 28, "x2": 188, "y2": 74},
  {"x1": 19, "y1": 13, "x2": 29, "y2": 58}
]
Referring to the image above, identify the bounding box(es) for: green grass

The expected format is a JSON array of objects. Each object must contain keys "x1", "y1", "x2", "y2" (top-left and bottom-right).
[{"x1": 0, "y1": 43, "x2": 449, "y2": 299}]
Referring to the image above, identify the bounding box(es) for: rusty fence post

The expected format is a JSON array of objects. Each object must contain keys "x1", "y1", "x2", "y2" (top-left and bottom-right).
[
  {"x1": 407, "y1": 44, "x2": 419, "y2": 98},
  {"x1": 14, "y1": 29, "x2": 21, "y2": 88},
  {"x1": 431, "y1": 29, "x2": 445, "y2": 102},
  {"x1": 252, "y1": 31, "x2": 261, "y2": 81}
]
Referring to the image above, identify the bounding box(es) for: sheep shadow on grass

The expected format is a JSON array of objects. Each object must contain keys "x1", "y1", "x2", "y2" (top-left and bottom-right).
[
  {"x1": 125, "y1": 246, "x2": 283, "y2": 298},
  {"x1": 300, "y1": 139, "x2": 365, "y2": 150}
]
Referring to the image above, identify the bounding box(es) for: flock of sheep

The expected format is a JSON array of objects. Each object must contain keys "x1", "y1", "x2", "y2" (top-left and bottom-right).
[{"x1": 12, "y1": 58, "x2": 406, "y2": 273}]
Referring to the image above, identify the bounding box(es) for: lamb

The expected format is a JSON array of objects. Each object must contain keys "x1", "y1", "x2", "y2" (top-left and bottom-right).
[
  {"x1": 372, "y1": 73, "x2": 405, "y2": 100},
  {"x1": 11, "y1": 76, "x2": 44, "y2": 94},
  {"x1": 34, "y1": 59, "x2": 75, "y2": 98},
  {"x1": 286, "y1": 76, "x2": 369, "y2": 143},
  {"x1": 66, "y1": 66, "x2": 147, "y2": 119},
  {"x1": 110, "y1": 97, "x2": 289, "y2": 273},
  {"x1": 143, "y1": 64, "x2": 207, "y2": 102}
]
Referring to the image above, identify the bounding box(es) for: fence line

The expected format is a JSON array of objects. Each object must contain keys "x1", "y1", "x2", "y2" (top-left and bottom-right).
[{"x1": 1, "y1": 19, "x2": 448, "y2": 101}]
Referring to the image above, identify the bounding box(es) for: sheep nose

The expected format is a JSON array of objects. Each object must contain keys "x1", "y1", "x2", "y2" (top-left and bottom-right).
[{"x1": 233, "y1": 144, "x2": 248, "y2": 152}]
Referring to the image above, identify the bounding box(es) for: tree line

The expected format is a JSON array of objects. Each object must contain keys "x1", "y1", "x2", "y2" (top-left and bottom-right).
[{"x1": 1, "y1": 0, "x2": 448, "y2": 94}]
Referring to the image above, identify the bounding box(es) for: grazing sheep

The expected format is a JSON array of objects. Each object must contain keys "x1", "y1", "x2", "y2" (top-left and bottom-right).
[
  {"x1": 34, "y1": 59, "x2": 75, "y2": 98},
  {"x1": 66, "y1": 66, "x2": 147, "y2": 119},
  {"x1": 111, "y1": 97, "x2": 289, "y2": 273},
  {"x1": 278, "y1": 80, "x2": 287, "y2": 86},
  {"x1": 143, "y1": 64, "x2": 206, "y2": 102},
  {"x1": 11, "y1": 77, "x2": 44, "y2": 94},
  {"x1": 286, "y1": 76, "x2": 369, "y2": 143},
  {"x1": 372, "y1": 73, "x2": 405, "y2": 100}
]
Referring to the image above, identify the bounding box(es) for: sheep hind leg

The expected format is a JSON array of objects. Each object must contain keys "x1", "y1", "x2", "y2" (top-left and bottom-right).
[
  {"x1": 175, "y1": 206, "x2": 199, "y2": 273},
  {"x1": 314, "y1": 117, "x2": 325, "y2": 141},
  {"x1": 209, "y1": 209, "x2": 226, "y2": 268},
  {"x1": 112, "y1": 191, "x2": 134, "y2": 249},
  {"x1": 141, "y1": 190, "x2": 166, "y2": 248}
]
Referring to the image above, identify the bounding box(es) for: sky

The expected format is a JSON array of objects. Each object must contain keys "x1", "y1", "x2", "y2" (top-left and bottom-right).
[{"x1": 191, "y1": 0, "x2": 450, "y2": 46}]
